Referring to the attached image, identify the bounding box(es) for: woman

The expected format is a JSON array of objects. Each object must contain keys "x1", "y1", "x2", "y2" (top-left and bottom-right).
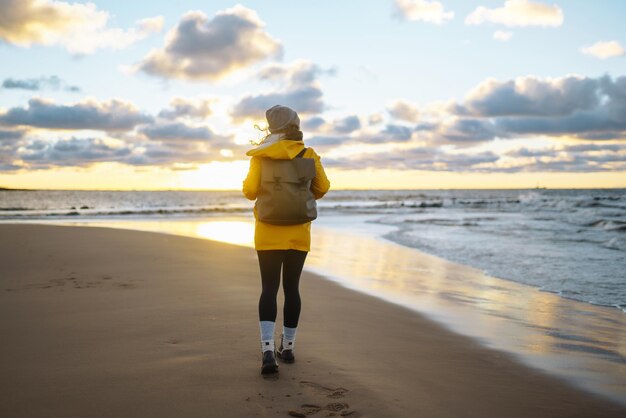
[{"x1": 242, "y1": 105, "x2": 330, "y2": 375}]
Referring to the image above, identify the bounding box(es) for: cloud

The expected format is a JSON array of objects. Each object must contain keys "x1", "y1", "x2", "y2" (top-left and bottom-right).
[
  {"x1": 0, "y1": 135, "x2": 22, "y2": 170},
  {"x1": 304, "y1": 74, "x2": 626, "y2": 156},
  {"x1": 300, "y1": 112, "x2": 406, "y2": 143},
  {"x1": 136, "y1": 5, "x2": 282, "y2": 81},
  {"x1": 137, "y1": 119, "x2": 238, "y2": 158},
  {"x1": 306, "y1": 135, "x2": 350, "y2": 148},
  {"x1": 302, "y1": 111, "x2": 416, "y2": 150},
  {"x1": 326, "y1": 139, "x2": 626, "y2": 173},
  {"x1": 505, "y1": 147, "x2": 553, "y2": 158},
  {"x1": 0, "y1": 97, "x2": 152, "y2": 131},
  {"x1": 465, "y1": 0, "x2": 563, "y2": 27},
  {"x1": 301, "y1": 114, "x2": 361, "y2": 135},
  {"x1": 581, "y1": 41, "x2": 625, "y2": 60},
  {"x1": 232, "y1": 87, "x2": 323, "y2": 121},
  {"x1": 368, "y1": 113, "x2": 384, "y2": 125},
  {"x1": 458, "y1": 75, "x2": 626, "y2": 139},
  {"x1": 0, "y1": 129, "x2": 25, "y2": 141},
  {"x1": 136, "y1": 16, "x2": 165, "y2": 33},
  {"x1": 460, "y1": 75, "x2": 601, "y2": 117},
  {"x1": 493, "y1": 30, "x2": 513, "y2": 41},
  {"x1": 257, "y1": 60, "x2": 335, "y2": 85},
  {"x1": 307, "y1": 123, "x2": 414, "y2": 149},
  {"x1": 157, "y1": 97, "x2": 215, "y2": 120},
  {"x1": 7, "y1": 129, "x2": 241, "y2": 170},
  {"x1": 362, "y1": 74, "x2": 626, "y2": 145},
  {"x1": 563, "y1": 143, "x2": 626, "y2": 153},
  {"x1": 245, "y1": 68, "x2": 623, "y2": 172},
  {"x1": 301, "y1": 116, "x2": 326, "y2": 131},
  {"x1": 423, "y1": 74, "x2": 626, "y2": 142},
  {"x1": 425, "y1": 151, "x2": 500, "y2": 170},
  {"x1": 0, "y1": 97, "x2": 241, "y2": 171},
  {"x1": 231, "y1": 61, "x2": 331, "y2": 120},
  {"x1": 140, "y1": 121, "x2": 226, "y2": 143},
  {"x1": 0, "y1": 163, "x2": 21, "y2": 171},
  {"x1": 2, "y1": 75, "x2": 81, "y2": 92},
  {"x1": 377, "y1": 124, "x2": 414, "y2": 142},
  {"x1": 503, "y1": 144, "x2": 626, "y2": 172},
  {"x1": 427, "y1": 118, "x2": 503, "y2": 143},
  {"x1": 394, "y1": 0, "x2": 454, "y2": 24},
  {"x1": 368, "y1": 112, "x2": 507, "y2": 146},
  {"x1": 388, "y1": 100, "x2": 420, "y2": 122},
  {"x1": 323, "y1": 147, "x2": 501, "y2": 171},
  {"x1": 333, "y1": 116, "x2": 361, "y2": 134},
  {"x1": 0, "y1": 0, "x2": 163, "y2": 54},
  {"x1": 0, "y1": 128, "x2": 26, "y2": 170},
  {"x1": 493, "y1": 112, "x2": 624, "y2": 138},
  {"x1": 16, "y1": 137, "x2": 134, "y2": 168}
]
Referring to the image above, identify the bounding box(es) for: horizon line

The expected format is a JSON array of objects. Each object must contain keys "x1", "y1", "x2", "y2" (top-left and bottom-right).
[{"x1": 2, "y1": 186, "x2": 625, "y2": 192}]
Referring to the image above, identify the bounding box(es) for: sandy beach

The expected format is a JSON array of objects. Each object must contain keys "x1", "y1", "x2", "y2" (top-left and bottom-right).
[{"x1": 1, "y1": 224, "x2": 624, "y2": 418}]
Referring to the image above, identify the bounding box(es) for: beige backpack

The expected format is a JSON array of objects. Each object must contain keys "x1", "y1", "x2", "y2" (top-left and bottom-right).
[{"x1": 256, "y1": 148, "x2": 317, "y2": 225}]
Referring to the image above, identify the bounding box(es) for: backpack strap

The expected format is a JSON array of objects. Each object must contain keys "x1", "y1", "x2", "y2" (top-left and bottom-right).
[{"x1": 295, "y1": 148, "x2": 307, "y2": 158}]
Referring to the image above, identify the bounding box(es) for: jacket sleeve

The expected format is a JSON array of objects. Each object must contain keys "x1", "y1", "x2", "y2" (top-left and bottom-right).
[
  {"x1": 310, "y1": 149, "x2": 330, "y2": 200},
  {"x1": 242, "y1": 156, "x2": 261, "y2": 201}
]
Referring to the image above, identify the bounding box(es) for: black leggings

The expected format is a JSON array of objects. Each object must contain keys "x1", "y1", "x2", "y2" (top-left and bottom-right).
[{"x1": 257, "y1": 249, "x2": 308, "y2": 328}]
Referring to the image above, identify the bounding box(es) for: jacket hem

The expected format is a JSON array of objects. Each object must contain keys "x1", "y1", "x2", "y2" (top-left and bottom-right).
[{"x1": 254, "y1": 245, "x2": 310, "y2": 252}]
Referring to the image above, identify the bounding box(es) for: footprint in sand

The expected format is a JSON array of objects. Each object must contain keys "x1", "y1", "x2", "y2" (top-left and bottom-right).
[
  {"x1": 300, "y1": 381, "x2": 349, "y2": 399},
  {"x1": 288, "y1": 381, "x2": 360, "y2": 417},
  {"x1": 12, "y1": 275, "x2": 137, "y2": 291},
  {"x1": 16, "y1": 277, "x2": 68, "y2": 290},
  {"x1": 288, "y1": 402, "x2": 359, "y2": 417},
  {"x1": 113, "y1": 282, "x2": 135, "y2": 289},
  {"x1": 51, "y1": 278, "x2": 67, "y2": 287}
]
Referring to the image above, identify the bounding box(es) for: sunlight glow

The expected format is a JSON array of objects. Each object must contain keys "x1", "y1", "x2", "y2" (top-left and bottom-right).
[
  {"x1": 177, "y1": 160, "x2": 249, "y2": 190},
  {"x1": 195, "y1": 221, "x2": 254, "y2": 247}
]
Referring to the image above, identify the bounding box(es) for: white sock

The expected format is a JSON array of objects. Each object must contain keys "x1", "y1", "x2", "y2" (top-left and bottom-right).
[
  {"x1": 260, "y1": 321, "x2": 275, "y2": 352},
  {"x1": 282, "y1": 326, "x2": 297, "y2": 350}
]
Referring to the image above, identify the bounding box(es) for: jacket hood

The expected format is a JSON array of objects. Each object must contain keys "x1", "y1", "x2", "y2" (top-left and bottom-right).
[{"x1": 246, "y1": 134, "x2": 305, "y2": 159}]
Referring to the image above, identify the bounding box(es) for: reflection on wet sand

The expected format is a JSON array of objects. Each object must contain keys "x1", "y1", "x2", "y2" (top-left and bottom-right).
[
  {"x1": 195, "y1": 221, "x2": 254, "y2": 246},
  {"x1": 60, "y1": 218, "x2": 255, "y2": 248},
  {"x1": 51, "y1": 217, "x2": 625, "y2": 404},
  {"x1": 306, "y1": 225, "x2": 626, "y2": 404}
]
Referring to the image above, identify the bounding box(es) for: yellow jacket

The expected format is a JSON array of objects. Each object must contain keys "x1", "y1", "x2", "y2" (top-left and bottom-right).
[{"x1": 242, "y1": 136, "x2": 330, "y2": 252}]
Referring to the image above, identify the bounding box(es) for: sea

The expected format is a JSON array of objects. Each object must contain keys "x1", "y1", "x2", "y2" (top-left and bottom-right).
[{"x1": 1, "y1": 188, "x2": 625, "y2": 404}]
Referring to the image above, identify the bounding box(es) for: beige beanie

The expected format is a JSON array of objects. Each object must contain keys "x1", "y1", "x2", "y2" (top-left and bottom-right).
[{"x1": 266, "y1": 105, "x2": 300, "y2": 133}]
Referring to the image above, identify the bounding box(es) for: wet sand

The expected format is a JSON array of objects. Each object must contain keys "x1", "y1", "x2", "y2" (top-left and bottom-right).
[{"x1": 1, "y1": 224, "x2": 624, "y2": 417}]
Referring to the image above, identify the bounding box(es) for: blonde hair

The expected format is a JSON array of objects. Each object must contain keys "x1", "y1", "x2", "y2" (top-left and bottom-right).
[{"x1": 249, "y1": 123, "x2": 270, "y2": 146}]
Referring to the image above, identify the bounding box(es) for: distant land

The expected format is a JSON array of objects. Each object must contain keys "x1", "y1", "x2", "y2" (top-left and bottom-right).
[{"x1": 0, "y1": 187, "x2": 33, "y2": 191}]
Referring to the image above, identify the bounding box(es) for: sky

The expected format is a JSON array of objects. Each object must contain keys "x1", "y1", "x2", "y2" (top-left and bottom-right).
[{"x1": 0, "y1": 0, "x2": 625, "y2": 190}]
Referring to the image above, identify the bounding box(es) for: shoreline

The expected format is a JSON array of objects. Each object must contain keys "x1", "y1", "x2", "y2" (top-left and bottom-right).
[
  {"x1": 2, "y1": 215, "x2": 624, "y2": 312},
  {"x1": 1, "y1": 223, "x2": 625, "y2": 417}
]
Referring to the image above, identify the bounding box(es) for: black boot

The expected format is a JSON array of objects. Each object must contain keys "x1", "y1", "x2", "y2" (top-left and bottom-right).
[
  {"x1": 261, "y1": 350, "x2": 278, "y2": 375},
  {"x1": 276, "y1": 334, "x2": 295, "y2": 363}
]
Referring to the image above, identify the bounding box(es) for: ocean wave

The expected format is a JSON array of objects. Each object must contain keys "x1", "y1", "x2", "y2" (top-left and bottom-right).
[
  {"x1": 331, "y1": 191, "x2": 624, "y2": 213},
  {"x1": 602, "y1": 237, "x2": 626, "y2": 251},
  {"x1": 324, "y1": 201, "x2": 444, "y2": 209},
  {"x1": 537, "y1": 287, "x2": 626, "y2": 313},
  {"x1": 588, "y1": 220, "x2": 626, "y2": 232},
  {"x1": 0, "y1": 206, "x2": 251, "y2": 219},
  {"x1": 398, "y1": 217, "x2": 497, "y2": 227}
]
